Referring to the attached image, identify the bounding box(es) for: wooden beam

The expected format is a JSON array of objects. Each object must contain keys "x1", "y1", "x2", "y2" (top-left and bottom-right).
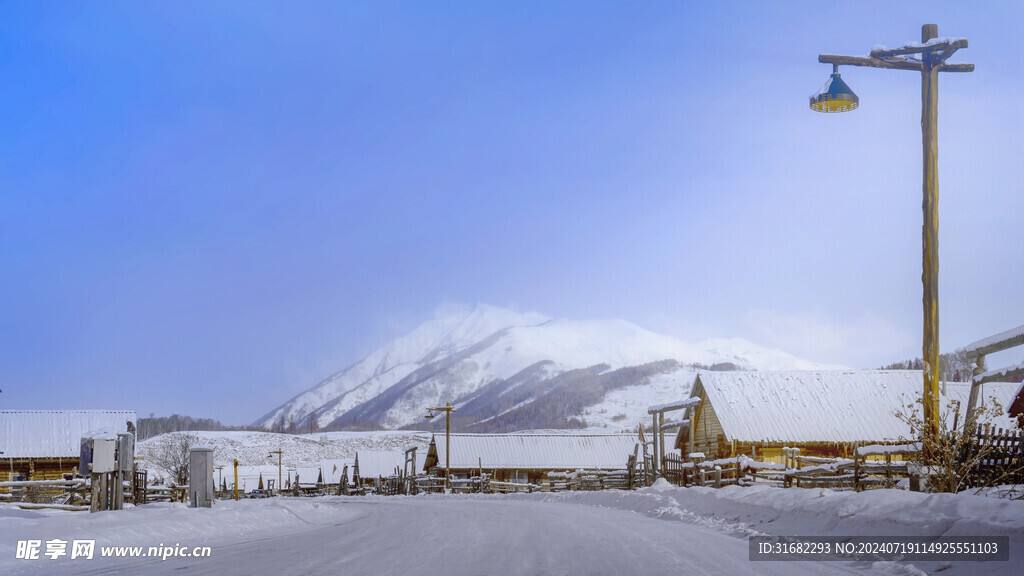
[
  {"x1": 973, "y1": 364, "x2": 1024, "y2": 386},
  {"x1": 16, "y1": 503, "x2": 89, "y2": 512},
  {"x1": 646, "y1": 397, "x2": 700, "y2": 414},
  {"x1": 819, "y1": 54, "x2": 922, "y2": 71},
  {"x1": 939, "y1": 63, "x2": 976, "y2": 72},
  {"x1": 870, "y1": 38, "x2": 968, "y2": 59},
  {"x1": 0, "y1": 478, "x2": 85, "y2": 488},
  {"x1": 965, "y1": 326, "x2": 1024, "y2": 359},
  {"x1": 818, "y1": 54, "x2": 973, "y2": 73}
]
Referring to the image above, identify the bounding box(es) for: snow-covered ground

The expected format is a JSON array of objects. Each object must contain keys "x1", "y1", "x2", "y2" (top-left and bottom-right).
[{"x1": 2, "y1": 482, "x2": 1020, "y2": 576}]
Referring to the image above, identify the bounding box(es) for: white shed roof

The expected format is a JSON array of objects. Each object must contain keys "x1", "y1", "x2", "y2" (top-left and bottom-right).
[
  {"x1": 1, "y1": 410, "x2": 137, "y2": 459},
  {"x1": 429, "y1": 433, "x2": 636, "y2": 471},
  {"x1": 692, "y1": 371, "x2": 1020, "y2": 444},
  {"x1": 352, "y1": 450, "x2": 407, "y2": 479},
  {"x1": 220, "y1": 465, "x2": 279, "y2": 491},
  {"x1": 320, "y1": 459, "x2": 354, "y2": 485}
]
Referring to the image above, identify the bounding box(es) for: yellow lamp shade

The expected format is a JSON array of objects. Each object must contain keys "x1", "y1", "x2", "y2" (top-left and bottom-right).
[{"x1": 810, "y1": 72, "x2": 858, "y2": 113}]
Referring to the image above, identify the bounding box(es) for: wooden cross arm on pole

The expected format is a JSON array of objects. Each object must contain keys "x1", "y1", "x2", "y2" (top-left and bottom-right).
[
  {"x1": 871, "y1": 38, "x2": 968, "y2": 59},
  {"x1": 818, "y1": 54, "x2": 974, "y2": 73}
]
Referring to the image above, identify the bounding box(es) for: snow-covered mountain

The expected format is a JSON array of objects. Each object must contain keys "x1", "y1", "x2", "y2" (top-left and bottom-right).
[{"x1": 254, "y1": 304, "x2": 844, "y2": 432}]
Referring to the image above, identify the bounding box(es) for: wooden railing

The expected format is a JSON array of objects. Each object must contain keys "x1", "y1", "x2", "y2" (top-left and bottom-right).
[{"x1": 964, "y1": 323, "x2": 1024, "y2": 430}]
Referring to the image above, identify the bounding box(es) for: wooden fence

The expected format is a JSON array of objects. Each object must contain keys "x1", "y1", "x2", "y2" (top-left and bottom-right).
[{"x1": 964, "y1": 427, "x2": 1024, "y2": 486}]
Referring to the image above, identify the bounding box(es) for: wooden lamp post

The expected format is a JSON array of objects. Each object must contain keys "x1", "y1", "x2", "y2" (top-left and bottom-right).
[
  {"x1": 425, "y1": 402, "x2": 456, "y2": 491},
  {"x1": 268, "y1": 450, "x2": 283, "y2": 495},
  {"x1": 812, "y1": 24, "x2": 972, "y2": 459}
]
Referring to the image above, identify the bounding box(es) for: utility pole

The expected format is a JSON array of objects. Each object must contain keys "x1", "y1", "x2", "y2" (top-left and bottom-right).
[
  {"x1": 268, "y1": 450, "x2": 283, "y2": 496},
  {"x1": 813, "y1": 24, "x2": 972, "y2": 457},
  {"x1": 425, "y1": 402, "x2": 456, "y2": 491}
]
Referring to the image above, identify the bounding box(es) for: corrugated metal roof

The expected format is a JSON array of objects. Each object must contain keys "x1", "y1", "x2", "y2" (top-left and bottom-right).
[
  {"x1": 0, "y1": 410, "x2": 137, "y2": 459},
  {"x1": 944, "y1": 381, "x2": 1020, "y2": 431},
  {"x1": 288, "y1": 466, "x2": 323, "y2": 486},
  {"x1": 693, "y1": 371, "x2": 1020, "y2": 444},
  {"x1": 223, "y1": 465, "x2": 279, "y2": 491},
  {"x1": 430, "y1": 434, "x2": 636, "y2": 471},
  {"x1": 352, "y1": 450, "x2": 406, "y2": 479}
]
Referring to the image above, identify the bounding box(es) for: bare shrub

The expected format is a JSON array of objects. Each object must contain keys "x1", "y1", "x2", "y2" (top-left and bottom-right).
[
  {"x1": 894, "y1": 396, "x2": 1017, "y2": 493},
  {"x1": 145, "y1": 433, "x2": 198, "y2": 485}
]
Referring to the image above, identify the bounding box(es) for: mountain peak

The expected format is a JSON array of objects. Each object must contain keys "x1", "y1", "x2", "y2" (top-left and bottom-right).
[{"x1": 255, "y1": 305, "x2": 840, "y2": 432}]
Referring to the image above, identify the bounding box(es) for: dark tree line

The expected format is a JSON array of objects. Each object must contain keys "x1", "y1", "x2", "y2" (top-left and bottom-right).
[
  {"x1": 136, "y1": 414, "x2": 261, "y2": 440},
  {"x1": 877, "y1": 348, "x2": 975, "y2": 382}
]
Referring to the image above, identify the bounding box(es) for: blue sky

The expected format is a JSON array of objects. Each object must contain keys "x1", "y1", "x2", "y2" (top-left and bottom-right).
[{"x1": 2, "y1": 2, "x2": 1022, "y2": 424}]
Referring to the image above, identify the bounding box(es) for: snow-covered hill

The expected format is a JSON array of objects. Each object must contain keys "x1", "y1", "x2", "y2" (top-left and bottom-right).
[
  {"x1": 138, "y1": 430, "x2": 429, "y2": 469},
  {"x1": 254, "y1": 304, "x2": 845, "y2": 432}
]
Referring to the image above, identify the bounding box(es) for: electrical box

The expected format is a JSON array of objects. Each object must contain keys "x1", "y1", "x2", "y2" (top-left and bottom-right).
[
  {"x1": 117, "y1": 433, "x2": 134, "y2": 473},
  {"x1": 79, "y1": 437, "x2": 92, "y2": 476},
  {"x1": 91, "y1": 438, "x2": 117, "y2": 473},
  {"x1": 189, "y1": 447, "x2": 215, "y2": 508}
]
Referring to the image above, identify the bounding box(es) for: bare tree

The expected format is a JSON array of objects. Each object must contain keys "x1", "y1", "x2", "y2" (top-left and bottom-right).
[{"x1": 146, "y1": 433, "x2": 198, "y2": 485}]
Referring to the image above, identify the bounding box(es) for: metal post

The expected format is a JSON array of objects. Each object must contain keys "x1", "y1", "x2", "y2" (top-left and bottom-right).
[{"x1": 920, "y1": 23, "x2": 941, "y2": 445}]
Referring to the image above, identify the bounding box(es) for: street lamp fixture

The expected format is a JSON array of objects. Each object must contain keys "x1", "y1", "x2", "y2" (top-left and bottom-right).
[
  {"x1": 809, "y1": 64, "x2": 858, "y2": 112},
  {"x1": 425, "y1": 402, "x2": 456, "y2": 491},
  {"x1": 811, "y1": 24, "x2": 973, "y2": 457}
]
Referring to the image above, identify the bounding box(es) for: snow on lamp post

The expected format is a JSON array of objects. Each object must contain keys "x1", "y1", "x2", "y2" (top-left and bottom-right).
[
  {"x1": 811, "y1": 24, "x2": 973, "y2": 459},
  {"x1": 425, "y1": 402, "x2": 456, "y2": 491}
]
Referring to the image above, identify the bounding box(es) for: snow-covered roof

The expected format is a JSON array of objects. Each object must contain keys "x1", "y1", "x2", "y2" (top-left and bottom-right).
[
  {"x1": 319, "y1": 459, "x2": 354, "y2": 484},
  {"x1": 289, "y1": 466, "x2": 323, "y2": 486},
  {"x1": 0, "y1": 410, "x2": 137, "y2": 459},
  {"x1": 944, "y1": 381, "x2": 1020, "y2": 431},
  {"x1": 690, "y1": 371, "x2": 1019, "y2": 445},
  {"x1": 224, "y1": 465, "x2": 280, "y2": 491},
  {"x1": 428, "y1": 433, "x2": 636, "y2": 471},
  {"x1": 352, "y1": 450, "x2": 407, "y2": 479}
]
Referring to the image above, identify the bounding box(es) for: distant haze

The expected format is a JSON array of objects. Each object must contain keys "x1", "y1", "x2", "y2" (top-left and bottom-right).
[
  {"x1": 1, "y1": 2, "x2": 1021, "y2": 424},
  {"x1": 254, "y1": 303, "x2": 846, "y2": 433}
]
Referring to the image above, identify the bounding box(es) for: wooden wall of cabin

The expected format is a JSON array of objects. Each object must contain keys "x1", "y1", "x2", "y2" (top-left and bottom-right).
[
  {"x1": 688, "y1": 388, "x2": 727, "y2": 458},
  {"x1": 684, "y1": 436, "x2": 861, "y2": 464},
  {"x1": 455, "y1": 468, "x2": 548, "y2": 486},
  {"x1": 2, "y1": 458, "x2": 77, "y2": 492},
  {"x1": 731, "y1": 443, "x2": 856, "y2": 464}
]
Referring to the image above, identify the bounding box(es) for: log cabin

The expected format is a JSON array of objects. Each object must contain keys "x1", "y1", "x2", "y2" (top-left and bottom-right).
[
  {"x1": 674, "y1": 371, "x2": 1019, "y2": 463},
  {"x1": 1, "y1": 410, "x2": 136, "y2": 485},
  {"x1": 1009, "y1": 381, "x2": 1024, "y2": 428}
]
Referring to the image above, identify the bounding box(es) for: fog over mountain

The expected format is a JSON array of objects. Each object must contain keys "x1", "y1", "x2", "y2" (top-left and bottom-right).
[{"x1": 254, "y1": 304, "x2": 845, "y2": 432}]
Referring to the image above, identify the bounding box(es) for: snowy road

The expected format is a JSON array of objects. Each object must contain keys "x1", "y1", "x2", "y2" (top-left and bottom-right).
[{"x1": 3, "y1": 495, "x2": 885, "y2": 576}]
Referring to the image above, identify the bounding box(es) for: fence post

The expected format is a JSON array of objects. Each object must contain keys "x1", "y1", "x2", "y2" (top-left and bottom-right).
[{"x1": 853, "y1": 443, "x2": 860, "y2": 492}]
